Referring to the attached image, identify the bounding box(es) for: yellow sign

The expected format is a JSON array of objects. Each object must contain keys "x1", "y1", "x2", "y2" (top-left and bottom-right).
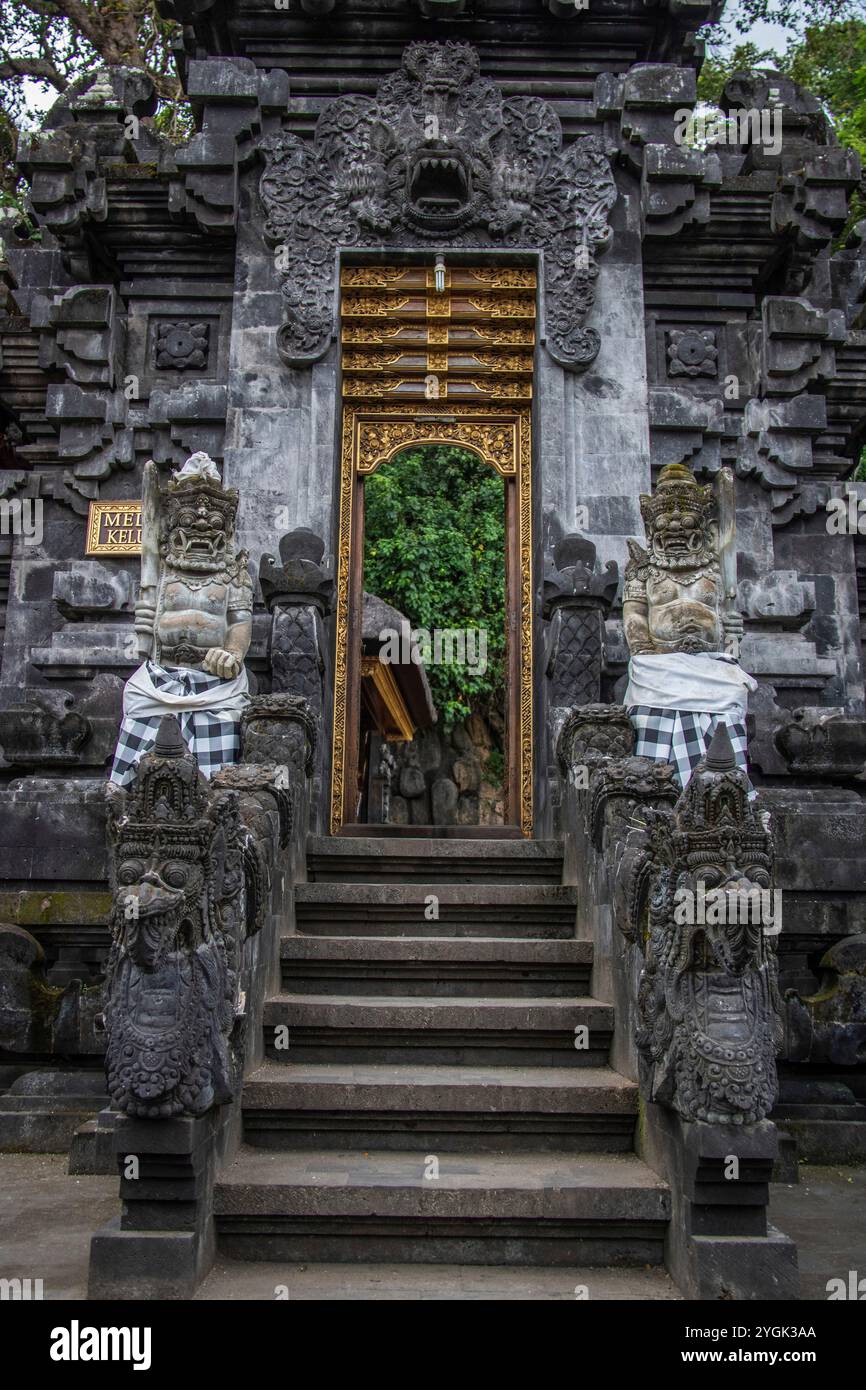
[{"x1": 86, "y1": 501, "x2": 142, "y2": 556}]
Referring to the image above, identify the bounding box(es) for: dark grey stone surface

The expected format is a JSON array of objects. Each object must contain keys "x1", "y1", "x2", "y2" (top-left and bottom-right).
[{"x1": 0, "y1": 0, "x2": 864, "y2": 1304}]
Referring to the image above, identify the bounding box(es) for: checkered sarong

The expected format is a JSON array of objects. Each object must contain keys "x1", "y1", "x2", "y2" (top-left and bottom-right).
[
  {"x1": 110, "y1": 663, "x2": 243, "y2": 787},
  {"x1": 628, "y1": 706, "x2": 749, "y2": 791}
]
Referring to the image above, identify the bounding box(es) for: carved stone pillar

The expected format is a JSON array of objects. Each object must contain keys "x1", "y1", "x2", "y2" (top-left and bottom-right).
[
  {"x1": 544, "y1": 534, "x2": 619, "y2": 705},
  {"x1": 259, "y1": 528, "x2": 333, "y2": 716},
  {"x1": 259, "y1": 529, "x2": 333, "y2": 828},
  {"x1": 543, "y1": 536, "x2": 619, "y2": 833}
]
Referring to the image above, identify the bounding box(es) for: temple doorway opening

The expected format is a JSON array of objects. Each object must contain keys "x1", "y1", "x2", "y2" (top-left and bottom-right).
[
  {"x1": 330, "y1": 262, "x2": 536, "y2": 837},
  {"x1": 354, "y1": 444, "x2": 508, "y2": 831}
]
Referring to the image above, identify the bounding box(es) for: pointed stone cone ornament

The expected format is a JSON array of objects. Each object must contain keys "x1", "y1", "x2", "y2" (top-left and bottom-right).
[
  {"x1": 703, "y1": 721, "x2": 736, "y2": 771},
  {"x1": 154, "y1": 714, "x2": 186, "y2": 758}
]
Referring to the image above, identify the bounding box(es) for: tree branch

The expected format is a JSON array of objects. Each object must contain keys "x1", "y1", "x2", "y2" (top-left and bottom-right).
[
  {"x1": 10, "y1": 0, "x2": 64, "y2": 22},
  {"x1": 0, "y1": 57, "x2": 66, "y2": 89}
]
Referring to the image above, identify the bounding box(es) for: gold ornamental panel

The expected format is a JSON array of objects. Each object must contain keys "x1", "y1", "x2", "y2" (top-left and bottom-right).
[{"x1": 354, "y1": 407, "x2": 520, "y2": 476}]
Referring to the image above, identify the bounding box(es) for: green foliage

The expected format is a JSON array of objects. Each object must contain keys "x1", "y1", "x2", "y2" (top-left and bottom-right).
[
  {"x1": 485, "y1": 747, "x2": 505, "y2": 788},
  {"x1": 782, "y1": 20, "x2": 866, "y2": 157},
  {"x1": 780, "y1": 20, "x2": 866, "y2": 241},
  {"x1": 0, "y1": 108, "x2": 21, "y2": 209},
  {"x1": 152, "y1": 98, "x2": 195, "y2": 144},
  {"x1": 696, "y1": 42, "x2": 777, "y2": 106},
  {"x1": 729, "y1": 0, "x2": 861, "y2": 33},
  {"x1": 0, "y1": 1, "x2": 188, "y2": 138},
  {"x1": 364, "y1": 446, "x2": 506, "y2": 728}
]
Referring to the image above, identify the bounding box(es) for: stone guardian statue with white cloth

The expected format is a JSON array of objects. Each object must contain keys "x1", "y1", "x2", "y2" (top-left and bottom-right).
[
  {"x1": 622, "y1": 462, "x2": 756, "y2": 789},
  {"x1": 110, "y1": 452, "x2": 252, "y2": 785}
]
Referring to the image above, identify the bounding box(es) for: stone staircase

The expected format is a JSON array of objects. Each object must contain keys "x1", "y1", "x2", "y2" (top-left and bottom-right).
[{"x1": 211, "y1": 837, "x2": 672, "y2": 1276}]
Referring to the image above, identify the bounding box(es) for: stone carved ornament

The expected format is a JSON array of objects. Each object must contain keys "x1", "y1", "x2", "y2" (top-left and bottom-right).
[
  {"x1": 103, "y1": 715, "x2": 260, "y2": 1118},
  {"x1": 257, "y1": 41, "x2": 617, "y2": 369},
  {"x1": 633, "y1": 725, "x2": 783, "y2": 1126}
]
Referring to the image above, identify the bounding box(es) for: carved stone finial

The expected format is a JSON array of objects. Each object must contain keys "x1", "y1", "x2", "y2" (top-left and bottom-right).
[
  {"x1": 557, "y1": 703, "x2": 635, "y2": 774},
  {"x1": 703, "y1": 720, "x2": 735, "y2": 771},
  {"x1": 241, "y1": 695, "x2": 318, "y2": 777},
  {"x1": 154, "y1": 713, "x2": 186, "y2": 758},
  {"x1": 259, "y1": 528, "x2": 334, "y2": 612},
  {"x1": 73, "y1": 69, "x2": 118, "y2": 110}
]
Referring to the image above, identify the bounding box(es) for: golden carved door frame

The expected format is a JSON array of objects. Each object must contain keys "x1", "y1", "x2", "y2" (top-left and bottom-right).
[
  {"x1": 330, "y1": 263, "x2": 536, "y2": 836},
  {"x1": 330, "y1": 402, "x2": 533, "y2": 835}
]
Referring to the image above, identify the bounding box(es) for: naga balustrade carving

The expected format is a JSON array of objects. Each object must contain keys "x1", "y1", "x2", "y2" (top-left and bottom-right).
[
  {"x1": 103, "y1": 715, "x2": 273, "y2": 1118},
  {"x1": 633, "y1": 725, "x2": 783, "y2": 1125},
  {"x1": 558, "y1": 708, "x2": 782, "y2": 1125}
]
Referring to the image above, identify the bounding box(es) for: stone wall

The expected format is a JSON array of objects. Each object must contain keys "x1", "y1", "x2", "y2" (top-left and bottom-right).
[{"x1": 386, "y1": 713, "x2": 505, "y2": 828}]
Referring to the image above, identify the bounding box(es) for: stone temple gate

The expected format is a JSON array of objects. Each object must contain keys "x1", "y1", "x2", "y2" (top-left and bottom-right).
[{"x1": 0, "y1": 0, "x2": 865, "y2": 1303}]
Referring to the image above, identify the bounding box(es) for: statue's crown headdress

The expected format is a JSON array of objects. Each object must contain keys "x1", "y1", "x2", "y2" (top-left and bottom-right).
[
  {"x1": 639, "y1": 462, "x2": 715, "y2": 534},
  {"x1": 160, "y1": 453, "x2": 239, "y2": 536}
]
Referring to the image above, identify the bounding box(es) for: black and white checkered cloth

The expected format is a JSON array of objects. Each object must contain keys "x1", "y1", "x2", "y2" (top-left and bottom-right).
[
  {"x1": 110, "y1": 662, "x2": 243, "y2": 787},
  {"x1": 628, "y1": 706, "x2": 749, "y2": 791}
]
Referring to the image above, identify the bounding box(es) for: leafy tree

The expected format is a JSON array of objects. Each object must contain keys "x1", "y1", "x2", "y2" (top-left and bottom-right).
[
  {"x1": 727, "y1": 0, "x2": 862, "y2": 32},
  {"x1": 0, "y1": 1, "x2": 181, "y2": 110},
  {"x1": 0, "y1": 109, "x2": 20, "y2": 208},
  {"x1": 0, "y1": 2, "x2": 189, "y2": 136},
  {"x1": 363, "y1": 446, "x2": 506, "y2": 728},
  {"x1": 782, "y1": 20, "x2": 866, "y2": 156}
]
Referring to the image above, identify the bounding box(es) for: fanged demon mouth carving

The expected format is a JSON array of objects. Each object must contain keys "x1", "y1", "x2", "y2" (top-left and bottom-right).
[
  {"x1": 407, "y1": 147, "x2": 473, "y2": 228},
  {"x1": 257, "y1": 40, "x2": 617, "y2": 370}
]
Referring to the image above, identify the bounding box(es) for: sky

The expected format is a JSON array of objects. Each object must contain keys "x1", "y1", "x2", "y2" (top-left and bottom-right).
[
  {"x1": 719, "y1": 2, "x2": 799, "y2": 53},
  {"x1": 17, "y1": 0, "x2": 801, "y2": 124}
]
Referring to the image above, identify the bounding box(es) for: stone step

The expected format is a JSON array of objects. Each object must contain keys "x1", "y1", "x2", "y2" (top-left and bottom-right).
[
  {"x1": 306, "y1": 836, "x2": 564, "y2": 884},
  {"x1": 0, "y1": 1070, "x2": 107, "y2": 1154},
  {"x1": 280, "y1": 935, "x2": 592, "y2": 997},
  {"x1": 214, "y1": 1148, "x2": 671, "y2": 1267},
  {"x1": 195, "y1": 1257, "x2": 682, "y2": 1300},
  {"x1": 262, "y1": 993, "x2": 613, "y2": 1066},
  {"x1": 241, "y1": 1061, "x2": 638, "y2": 1153},
  {"x1": 294, "y1": 883, "x2": 578, "y2": 939}
]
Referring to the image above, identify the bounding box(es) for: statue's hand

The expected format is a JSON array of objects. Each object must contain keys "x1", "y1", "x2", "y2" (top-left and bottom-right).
[
  {"x1": 133, "y1": 599, "x2": 156, "y2": 633},
  {"x1": 203, "y1": 647, "x2": 241, "y2": 680}
]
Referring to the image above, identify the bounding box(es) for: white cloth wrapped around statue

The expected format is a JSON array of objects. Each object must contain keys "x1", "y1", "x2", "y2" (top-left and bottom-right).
[
  {"x1": 109, "y1": 451, "x2": 254, "y2": 786},
  {"x1": 621, "y1": 462, "x2": 759, "y2": 791},
  {"x1": 624, "y1": 651, "x2": 757, "y2": 790},
  {"x1": 110, "y1": 660, "x2": 249, "y2": 786}
]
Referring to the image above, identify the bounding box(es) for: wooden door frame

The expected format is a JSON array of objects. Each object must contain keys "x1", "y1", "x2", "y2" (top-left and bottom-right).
[{"x1": 330, "y1": 402, "x2": 533, "y2": 836}]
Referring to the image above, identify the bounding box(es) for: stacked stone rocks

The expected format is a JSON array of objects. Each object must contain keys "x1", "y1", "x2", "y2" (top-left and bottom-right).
[{"x1": 387, "y1": 715, "x2": 505, "y2": 827}]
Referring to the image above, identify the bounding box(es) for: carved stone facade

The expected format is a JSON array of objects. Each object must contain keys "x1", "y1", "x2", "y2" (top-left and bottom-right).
[
  {"x1": 0, "y1": 0, "x2": 864, "y2": 1299},
  {"x1": 258, "y1": 41, "x2": 617, "y2": 369},
  {"x1": 154, "y1": 321, "x2": 211, "y2": 372}
]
